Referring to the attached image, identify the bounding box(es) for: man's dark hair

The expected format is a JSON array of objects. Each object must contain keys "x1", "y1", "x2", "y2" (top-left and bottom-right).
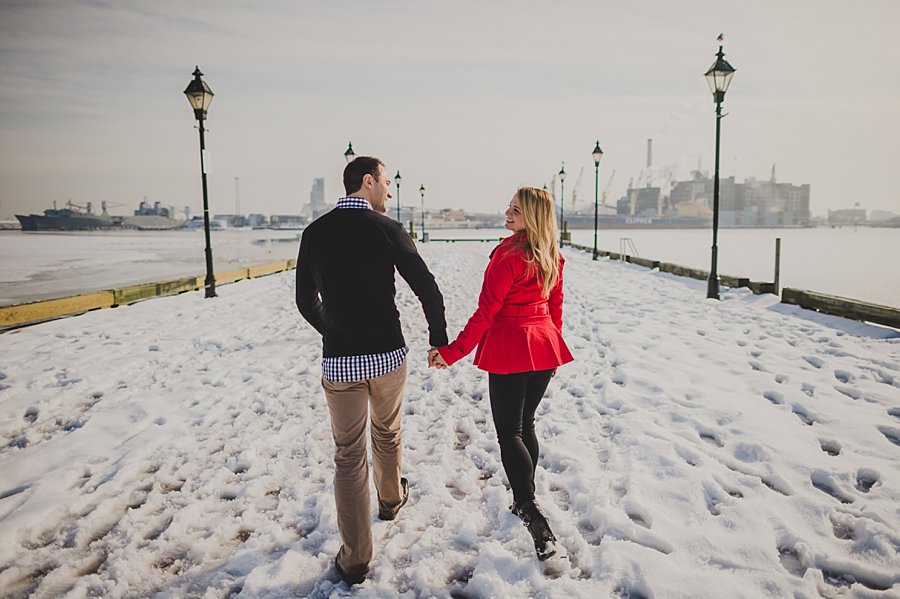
[{"x1": 343, "y1": 156, "x2": 384, "y2": 195}]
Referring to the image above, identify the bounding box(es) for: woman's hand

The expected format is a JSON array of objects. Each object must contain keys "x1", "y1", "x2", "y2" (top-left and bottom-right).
[{"x1": 428, "y1": 348, "x2": 449, "y2": 369}]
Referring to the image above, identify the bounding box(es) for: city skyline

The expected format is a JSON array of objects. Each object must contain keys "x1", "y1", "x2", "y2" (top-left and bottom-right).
[{"x1": 1, "y1": 0, "x2": 898, "y2": 221}]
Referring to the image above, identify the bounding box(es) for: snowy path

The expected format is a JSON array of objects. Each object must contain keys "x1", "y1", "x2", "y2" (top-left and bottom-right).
[{"x1": 1, "y1": 242, "x2": 899, "y2": 598}]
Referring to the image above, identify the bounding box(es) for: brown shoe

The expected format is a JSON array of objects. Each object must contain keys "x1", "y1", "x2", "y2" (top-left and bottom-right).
[
  {"x1": 378, "y1": 477, "x2": 409, "y2": 521},
  {"x1": 334, "y1": 558, "x2": 367, "y2": 586}
]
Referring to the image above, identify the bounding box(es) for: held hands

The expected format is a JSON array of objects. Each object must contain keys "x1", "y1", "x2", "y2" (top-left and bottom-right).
[{"x1": 428, "y1": 347, "x2": 449, "y2": 369}]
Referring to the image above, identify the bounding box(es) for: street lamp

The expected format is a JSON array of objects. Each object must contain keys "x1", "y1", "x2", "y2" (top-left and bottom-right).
[
  {"x1": 183, "y1": 66, "x2": 216, "y2": 299},
  {"x1": 394, "y1": 171, "x2": 402, "y2": 222},
  {"x1": 344, "y1": 142, "x2": 355, "y2": 163},
  {"x1": 419, "y1": 184, "x2": 426, "y2": 241},
  {"x1": 592, "y1": 141, "x2": 604, "y2": 260},
  {"x1": 704, "y1": 40, "x2": 736, "y2": 299},
  {"x1": 558, "y1": 163, "x2": 567, "y2": 246}
]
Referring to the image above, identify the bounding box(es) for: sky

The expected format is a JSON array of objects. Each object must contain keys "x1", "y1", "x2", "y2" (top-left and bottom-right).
[{"x1": 1, "y1": 0, "x2": 898, "y2": 220}]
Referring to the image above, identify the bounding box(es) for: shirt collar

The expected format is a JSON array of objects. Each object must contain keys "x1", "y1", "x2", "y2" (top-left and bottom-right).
[{"x1": 335, "y1": 197, "x2": 372, "y2": 210}]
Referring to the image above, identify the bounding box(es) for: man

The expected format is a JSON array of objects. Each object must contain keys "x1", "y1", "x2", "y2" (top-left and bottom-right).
[{"x1": 295, "y1": 156, "x2": 448, "y2": 586}]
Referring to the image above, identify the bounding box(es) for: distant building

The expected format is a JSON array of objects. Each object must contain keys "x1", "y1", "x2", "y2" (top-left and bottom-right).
[
  {"x1": 870, "y1": 210, "x2": 898, "y2": 222},
  {"x1": 213, "y1": 214, "x2": 248, "y2": 227},
  {"x1": 663, "y1": 169, "x2": 810, "y2": 227},
  {"x1": 827, "y1": 209, "x2": 866, "y2": 226},
  {"x1": 269, "y1": 214, "x2": 307, "y2": 228},
  {"x1": 247, "y1": 213, "x2": 267, "y2": 227},
  {"x1": 303, "y1": 177, "x2": 328, "y2": 220}
]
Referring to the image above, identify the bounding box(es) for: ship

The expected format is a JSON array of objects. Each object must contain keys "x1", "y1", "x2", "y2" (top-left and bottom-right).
[
  {"x1": 15, "y1": 200, "x2": 185, "y2": 231},
  {"x1": 561, "y1": 212, "x2": 711, "y2": 229}
]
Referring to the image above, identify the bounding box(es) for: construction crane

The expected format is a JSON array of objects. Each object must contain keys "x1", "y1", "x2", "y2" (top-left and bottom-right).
[
  {"x1": 601, "y1": 169, "x2": 616, "y2": 208},
  {"x1": 628, "y1": 170, "x2": 644, "y2": 215},
  {"x1": 658, "y1": 172, "x2": 673, "y2": 215},
  {"x1": 571, "y1": 166, "x2": 584, "y2": 212}
]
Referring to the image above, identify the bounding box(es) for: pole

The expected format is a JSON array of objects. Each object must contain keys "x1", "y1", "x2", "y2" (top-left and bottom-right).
[
  {"x1": 396, "y1": 180, "x2": 401, "y2": 222},
  {"x1": 420, "y1": 192, "x2": 425, "y2": 241},
  {"x1": 593, "y1": 162, "x2": 600, "y2": 260},
  {"x1": 198, "y1": 119, "x2": 216, "y2": 298},
  {"x1": 774, "y1": 237, "x2": 781, "y2": 295},
  {"x1": 707, "y1": 97, "x2": 722, "y2": 299},
  {"x1": 560, "y1": 178, "x2": 566, "y2": 246}
]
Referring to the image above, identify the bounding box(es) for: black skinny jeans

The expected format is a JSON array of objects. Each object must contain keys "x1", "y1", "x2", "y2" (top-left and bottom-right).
[{"x1": 488, "y1": 369, "x2": 555, "y2": 507}]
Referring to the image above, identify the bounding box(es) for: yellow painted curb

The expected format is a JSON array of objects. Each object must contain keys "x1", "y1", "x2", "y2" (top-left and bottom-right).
[{"x1": 1, "y1": 261, "x2": 297, "y2": 330}]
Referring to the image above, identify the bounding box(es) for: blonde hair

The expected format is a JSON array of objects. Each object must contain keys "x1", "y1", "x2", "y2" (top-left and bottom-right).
[{"x1": 515, "y1": 187, "x2": 560, "y2": 297}]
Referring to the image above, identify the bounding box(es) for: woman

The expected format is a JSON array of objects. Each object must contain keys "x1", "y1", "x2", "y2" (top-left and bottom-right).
[{"x1": 430, "y1": 186, "x2": 573, "y2": 560}]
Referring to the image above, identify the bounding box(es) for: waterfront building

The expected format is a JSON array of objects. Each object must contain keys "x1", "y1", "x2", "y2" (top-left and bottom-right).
[
  {"x1": 827, "y1": 208, "x2": 866, "y2": 226},
  {"x1": 665, "y1": 169, "x2": 810, "y2": 227},
  {"x1": 269, "y1": 214, "x2": 307, "y2": 228},
  {"x1": 247, "y1": 213, "x2": 267, "y2": 227},
  {"x1": 213, "y1": 214, "x2": 248, "y2": 228}
]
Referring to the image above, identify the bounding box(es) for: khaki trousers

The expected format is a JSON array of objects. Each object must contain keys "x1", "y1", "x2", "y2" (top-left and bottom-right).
[{"x1": 322, "y1": 360, "x2": 407, "y2": 577}]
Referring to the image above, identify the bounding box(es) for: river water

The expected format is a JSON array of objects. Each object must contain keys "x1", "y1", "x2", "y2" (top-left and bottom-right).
[
  {"x1": 425, "y1": 225, "x2": 899, "y2": 309},
  {"x1": 1, "y1": 226, "x2": 898, "y2": 308}
]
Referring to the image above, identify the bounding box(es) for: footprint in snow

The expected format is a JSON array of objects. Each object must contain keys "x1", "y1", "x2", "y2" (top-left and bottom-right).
[
  {"x1": 888, "y1": 407, "x2": 900, "y2": 420},
  {"x1": 749, "y1": 361, "x2": 767, "y2": 372},
  {"x1": 803, "y1": 356, "x2": 825, "y2": 369},
  {"x1": 549, "y1": 483, "x2": 570, "y2": 511},
  {"x1": 819, "y1": 439, "x2": 841, "y2": 456},
  {"x1": 810, "y1": 470, "x2": 854, "y2": 504},
  {"x1": 801, "y1": 383, "x2": 815, "y2": 397},
  {"x1": 835, "y1": 385, "x2": 862, "y2": 400},
  {"x1": 877, "y1": 426, "x2": 900, "y2": 447},
  {"x1": 763, "y1": 390, "x2": 784, "y2": 405},
  {"x1": 856, "y1": 468, "x2": 880, "y2": 493},
  {"x1": 697, "y1": 426, "x2": 724, "y2": 448},
  {"x1": 830, "y1": 514, "x2": 856, "y2": 540},
  {"x1": 774, "y1": 374, "x2": 788, "y2": 384},
  {"x1": 834, "y1": 369, "x2": 854, "y2": 384},
  {"x1": 733, "y1": 442, "x2": 768, "y2": 463},
  {"x1": 701, "y1": 481, "x2": 726, "y2": 516},
  {"x1": 675, "y1": 445, "x2": 701, "y2": 467},
  {"x1": 625, "y1": 502, "x2": 653, "y2": 529},
  {"x1": 24, "y1": 407, "x2": 39, "y2": 423},
  {"x1": 791, "y1": 404, "x2": 816, "y2": 426},
  {"x1": 567, "y1": 386, "x2": 586, "y2": 398},
  {"x1": 777, "y1": 544, "x2": 807, "y2": 577},
  {"x1": 613, "y1": 584, "x2": 652, "y2": 599}
]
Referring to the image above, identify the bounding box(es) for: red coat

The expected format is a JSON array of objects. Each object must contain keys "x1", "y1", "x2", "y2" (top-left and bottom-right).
[{"x1": 438, "y1": 232, "x2": 574, "y2": 374}]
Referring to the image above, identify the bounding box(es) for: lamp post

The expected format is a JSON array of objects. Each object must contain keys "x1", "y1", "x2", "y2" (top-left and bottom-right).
[
  {"x1": 183, "y1": 66, "x2": 216, "y2": 299},
  {"x1": 558, "y1": 163, "x2": 566, "y2": 246},
  {"x1": 592, "y1": 141, "x2": 604, "y2": 260},
  {"x1": 704, "y1": 41, "x2": 736, "y2": 299},
  {"x1": 394, "y1": 171, "x2": 402, "y2": 222},
  {"x1": 344, "y1": 142, "x2": 355, "y2": 163},
  {"x1": 419, "y1": 184, "x2": 426, "y2": 241}
]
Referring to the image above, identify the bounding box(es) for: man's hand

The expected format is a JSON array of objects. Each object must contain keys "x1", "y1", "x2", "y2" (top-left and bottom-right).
[{"x1": 428, "y1": 348, "x2": 448, "y2": 369}]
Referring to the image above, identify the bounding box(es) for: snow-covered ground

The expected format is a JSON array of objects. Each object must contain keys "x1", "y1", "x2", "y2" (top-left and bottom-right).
[{"x1": 1, "y1": 242, "x2": 899, "y2": 598}]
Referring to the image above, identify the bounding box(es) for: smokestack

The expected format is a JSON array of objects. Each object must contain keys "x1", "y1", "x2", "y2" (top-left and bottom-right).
[{"x1": 647, "y1": 139, "x2": 653, "y2": 168}]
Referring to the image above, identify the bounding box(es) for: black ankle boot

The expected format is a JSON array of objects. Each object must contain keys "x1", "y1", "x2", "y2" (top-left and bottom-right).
[{"x1": 514, "y1": 500, "x2": 557, "y2": 560}]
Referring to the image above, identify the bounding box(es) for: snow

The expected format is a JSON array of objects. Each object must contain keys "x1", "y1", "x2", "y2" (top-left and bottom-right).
[{"x1": 1, "y1": 241, "x2": 899, "y2": 598}]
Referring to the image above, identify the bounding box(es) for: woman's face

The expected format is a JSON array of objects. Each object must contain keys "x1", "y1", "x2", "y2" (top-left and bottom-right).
[{"x1": 505, "y1": 194, "x2": 526, "y2": 232}]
